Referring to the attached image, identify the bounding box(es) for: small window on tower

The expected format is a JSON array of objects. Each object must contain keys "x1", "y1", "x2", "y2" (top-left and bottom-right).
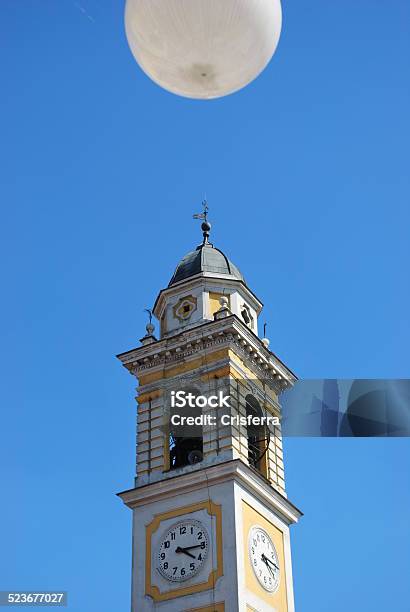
[
  {"x1": 241, "y1": 304, "x2": 254, "y2": 329},
  {"x1": 245, "y1": 394, "x2": 269, "y2": 478}
]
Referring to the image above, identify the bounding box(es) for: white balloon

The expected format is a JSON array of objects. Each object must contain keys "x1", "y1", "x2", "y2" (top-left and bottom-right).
[{"x1": 125, "y1": 0, "x2": 282, "y2": 99}]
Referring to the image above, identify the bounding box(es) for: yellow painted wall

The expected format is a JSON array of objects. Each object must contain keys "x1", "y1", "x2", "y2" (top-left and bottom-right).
[
  {"x1": 139, "y1": 347, "x2": 230, "y2": 386},
  {"x1": 242, "y1": 501, "x2": 288, "y2": 611}
]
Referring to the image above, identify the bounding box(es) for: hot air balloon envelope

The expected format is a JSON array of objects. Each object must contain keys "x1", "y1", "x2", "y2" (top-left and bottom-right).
[{"x1": 125, "y1": 0, "x2": 282, "y2": 99}]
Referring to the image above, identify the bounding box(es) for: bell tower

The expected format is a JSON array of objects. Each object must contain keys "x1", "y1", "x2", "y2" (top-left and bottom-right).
[{"x1": 117, "y1": 207, "x2": 302, "y2": 612}]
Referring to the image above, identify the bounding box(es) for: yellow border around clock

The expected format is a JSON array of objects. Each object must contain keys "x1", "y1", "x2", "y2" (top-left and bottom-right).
[
  {"x1": 185, "y1": 603, "x2": 225, "y2": 612},
  {"x1": 145, "y1": 500, "x2": 223, "y2": 602}
]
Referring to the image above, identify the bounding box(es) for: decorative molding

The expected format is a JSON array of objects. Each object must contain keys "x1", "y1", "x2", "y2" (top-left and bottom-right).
[
  {"x1": 145, "y1": 500, "x2": 223, "y2": 602},
  {"x1": 173, "y1": 294, "x2": 198, "y2": 322},
  {"x1": 118, "y1": 459, "x2": 302, "y2": 526},
  {"x1": 117, "y1": 316, "x2": 296, "y2": 393}
]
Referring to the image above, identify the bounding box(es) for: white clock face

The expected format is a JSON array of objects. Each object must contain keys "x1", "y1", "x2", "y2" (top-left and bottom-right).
[
  {"x1": 157, "y1": 519, "x2": 209, "y2": 582},
  {"x1": 248, "y1": 526, "x2": 280, "y2": 592}
]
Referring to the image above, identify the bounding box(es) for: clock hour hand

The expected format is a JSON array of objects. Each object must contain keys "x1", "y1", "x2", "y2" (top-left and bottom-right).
[{"x1": 175, "y1": 546, "x2": 196, "y2": 559}]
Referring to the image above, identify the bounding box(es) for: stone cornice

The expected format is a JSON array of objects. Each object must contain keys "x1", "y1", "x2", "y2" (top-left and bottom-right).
[
  {"x1": 117, "y1": 315, "x2": 296, "y2": 392},
  {"x1": 117, "y1": 459, "x2": 302, "y2": 526}
]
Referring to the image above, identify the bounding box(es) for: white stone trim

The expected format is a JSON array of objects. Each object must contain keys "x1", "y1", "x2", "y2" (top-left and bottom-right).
[{"x1": 118, "y1": 459, "x2": 302, "y2": 526}]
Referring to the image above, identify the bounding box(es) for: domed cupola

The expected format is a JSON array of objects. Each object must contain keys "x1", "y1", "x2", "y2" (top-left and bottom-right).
[
  {"x1": 152, "y1": 203, "x2": 262, "y2": 339},
  {"x1": 169, "y1": 243, "x2": 245, "y2": 287}
]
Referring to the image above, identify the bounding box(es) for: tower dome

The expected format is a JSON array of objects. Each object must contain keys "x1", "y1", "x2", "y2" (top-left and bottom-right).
[
  {"x1": 153, "y1": 203, "x2": 262, "y2": 339},
  {"x1": 169, "y1": 242, "x2": 245, "y2": 287}
]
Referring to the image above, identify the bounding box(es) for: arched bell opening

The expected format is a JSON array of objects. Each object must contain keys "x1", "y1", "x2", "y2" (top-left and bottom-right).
[
  {"x1": 169, "y1": 436, "x2": 203, "y2": 469},
  {"x1": 169, "y1": 386, "x2": 204, "y2": 470},
  {"x1": 245, "y1": 394, "x2": 270, "y2": 478}
]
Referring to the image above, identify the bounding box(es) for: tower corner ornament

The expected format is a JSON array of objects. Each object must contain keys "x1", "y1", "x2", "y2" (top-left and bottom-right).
[{"x1": 117, "y1": 214, "x2": 301, "y2": 611}]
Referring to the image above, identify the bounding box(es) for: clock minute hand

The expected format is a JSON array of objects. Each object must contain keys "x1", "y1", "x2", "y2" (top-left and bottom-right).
[
  {"x1": 175, "y1": 546, "x2": 196, "y2": 559},
  {"x1": 261, "y1": 554, "x2": 275, "y2": 578},
  {"x1": 180, "y1": 545, "x2": 202, "y2": 551}
]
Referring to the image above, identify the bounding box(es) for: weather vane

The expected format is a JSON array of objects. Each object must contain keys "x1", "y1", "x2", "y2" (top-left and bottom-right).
[
  {"x1": 144, "y1": 308, "x2": 153, "y2": 324},
  {"x1": 193, "y1": 200, "x2": 211, "y2": 244},
  {"x1": 193, "y1": 199, "x2": 209, "y2": 223}
]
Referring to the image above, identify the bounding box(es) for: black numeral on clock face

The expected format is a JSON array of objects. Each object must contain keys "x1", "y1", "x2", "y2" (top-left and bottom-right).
[
  {"x1": 249, "y1": 527, "x2": 279, "y2": 593},
  {"x1": 158, "y1": 520, "x2": 209, "y2": 582}
]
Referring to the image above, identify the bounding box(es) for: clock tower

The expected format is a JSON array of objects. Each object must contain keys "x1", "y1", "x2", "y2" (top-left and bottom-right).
[{"x1": 117, "y1": 210, "x2": 302, "y2": 611}]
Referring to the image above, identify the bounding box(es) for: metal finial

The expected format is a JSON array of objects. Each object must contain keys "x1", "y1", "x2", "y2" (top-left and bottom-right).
[
  {"x1": 261, "y1": 322, "x2": 270, "y2": 348},
  {"x1": 193, "y1": 199, "x2": 211, "y2": 244},
  {"x1": 144, "y1": 308, "x2": 155, "y2": 336}
]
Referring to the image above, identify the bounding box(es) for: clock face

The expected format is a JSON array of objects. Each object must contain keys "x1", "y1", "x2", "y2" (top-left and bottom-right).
[
  {"x1": 248, "y1": 526, "x2": 280, "y2": 592},
  {"x1": 157, "y1": 519, "x2": 209, "y2": 582}
]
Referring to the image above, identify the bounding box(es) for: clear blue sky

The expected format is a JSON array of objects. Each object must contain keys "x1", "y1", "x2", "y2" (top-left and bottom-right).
[{"x1": 1, "y1": 1, "x2": 409, "y2": 610}]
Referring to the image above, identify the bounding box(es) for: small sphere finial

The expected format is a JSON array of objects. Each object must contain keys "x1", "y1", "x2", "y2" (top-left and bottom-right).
[
  {"x1": 193, "y1": 199, "x2": 211, "y2": 245},
  {"x1": 262, "y1": 322, "x2": 270, "y2": 348},
  {"x1": 144, "y1": 308, "x2": 154, "y2": 336}
]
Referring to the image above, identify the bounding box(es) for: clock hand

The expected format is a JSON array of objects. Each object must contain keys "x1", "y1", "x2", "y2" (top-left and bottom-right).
[
  {"x1": 175, "y1": 546, "x2": 196, "y2": 559},
  {"x1": 179, "y1": 545, "x2": 203, "y2": 551},
  {"x1": 261, "y1": 554, "x2": 275, "y2": 578},
  {"x1": 262, "y1": 554, "x2": 279, "y2": 571}
]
